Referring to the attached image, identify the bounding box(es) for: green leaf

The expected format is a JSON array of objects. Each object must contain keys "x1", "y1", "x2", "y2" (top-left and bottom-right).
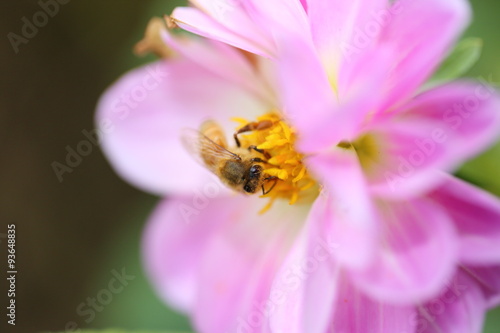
[
  {"x1": 427, "y1": 37, "x2": 483, "y2": 87},
  {"x1": 457, "y1": 141, "x2": 500, "y2": 197}
]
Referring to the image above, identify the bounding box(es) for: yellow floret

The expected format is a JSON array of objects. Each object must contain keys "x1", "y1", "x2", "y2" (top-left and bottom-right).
[{"x1": 235, "y1": 112, "x2": 318, "y2": 213}]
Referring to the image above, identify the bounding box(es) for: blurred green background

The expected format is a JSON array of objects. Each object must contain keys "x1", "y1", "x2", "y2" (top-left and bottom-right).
[{"x1": 0, "y1": 0, "x2": 499, "y2": 332}]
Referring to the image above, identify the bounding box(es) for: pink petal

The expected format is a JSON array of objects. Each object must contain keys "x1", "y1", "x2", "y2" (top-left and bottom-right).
[
  {"x1": 143, "y1": 195, "x2": 309, "y2": 329},
  {"x1": 465, "y1": 265, "x2": 500, "y2": 309},
  {"x1": 419, "y1": 270, "x2": 486, "y2": 333},
  {"x1": 298, "y1": 199, "x2": 340, "y2": 333},
  {"x1": 267, "y1": 230, "x2": 308, "y2": 333},
  {"x1": 273, "y1": 35, "x2": 338, "y2": 152},
  {"x1": 275, "y1": 35, "x2": 396, "y2": 152},
  {"x1": 306, "y1": 0, "x2": 389, "y2": 81},
  {"x1": 311, "y1": 44, "x2": 396, "y2": 149},
  {"x1": 376, "y1": 0, "x2": 471, "y2": 112},
  {"x1": 329, "y1": 275, "x2": 416, "y2": 333},
  {"x1": 351, "y1": 198, "x2": 458, "y2": 304},
  {"x1": 96, "y1": 60, "x2": 266, "y2": 195},
  {"x1": 307, "y1": 148, "x2": 378, "y2": 269},
  {"x1": 142, "y1": 196, "x2": 231, "y2": 312},
  {"x1": 160, "y1": 29, "x2": 276, "y2": 105},
  {"x1": 171, "y1": 6, "x2": 274, "y2": 57},
  {"x1": 430, "y1": 175, "x2": 500, "y2": 265},
  {"x1": 192, "y1": 199, "x2": 309, "y2": 333},
  {"x1": 368, "y1": 81, "x2": 500, "y2": 199},
  {"x1": 299, "y1": 0, "x2": 307, "y2": 11},
  {"x1": 241, "y1": 0, "x2": 310, "y2": 40},
  {"x1": 269, "y1": 197, "x2": 340, "y2": 333}
]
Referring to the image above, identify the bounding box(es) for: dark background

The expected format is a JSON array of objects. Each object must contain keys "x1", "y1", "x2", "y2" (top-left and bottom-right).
[{"x1": 0, "y1": 1, "x2": 499, "y2": 332}]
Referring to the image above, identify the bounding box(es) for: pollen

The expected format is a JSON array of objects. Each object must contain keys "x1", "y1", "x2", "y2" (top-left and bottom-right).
[{"x1": 234, "y1": 113, "x2": 318, "y2": 213}]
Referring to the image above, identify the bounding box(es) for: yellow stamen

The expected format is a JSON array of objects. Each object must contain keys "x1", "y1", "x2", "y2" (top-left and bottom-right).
[
  {"x1": 352, "y1": 134, "x2": 383, "y2": 176},
  {"x1": 231, "y1": 117, "x2": 249, "y2": 125},
  {"x1": 292, "y1": 166, "x2": 306, "y2": 183},
  {"x1": 258, "y1": 196, "x2": 277, "y2": 214},
  {"x1": 300, "y1": 180, "x2": 316, "y2": 191},
  {"x1": 235, "y1": 112, "x2": 318, "y2": 213},
  {"x1": 289, "y1": 191, "x2": 299, "y2": 205}
]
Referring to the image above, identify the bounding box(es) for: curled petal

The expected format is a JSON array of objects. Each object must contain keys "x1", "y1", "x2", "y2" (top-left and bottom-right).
[{"x1": 171, "y1": 5, "x2": 274, "y2": 57}]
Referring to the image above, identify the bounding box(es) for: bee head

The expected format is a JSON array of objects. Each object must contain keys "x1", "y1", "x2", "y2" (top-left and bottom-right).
[
  {"x1": 243, "y1": 183, "x2": 254, "y2": 193},
  {"x1": 249, "y1": 165, "x2": 262, "y2": 179},
  {"x1": 243, "y1": 164, "x2": 263, "y2": 193}
]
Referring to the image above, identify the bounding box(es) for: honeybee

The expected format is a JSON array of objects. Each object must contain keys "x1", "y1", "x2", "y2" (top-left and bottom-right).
[{"x1": 181, "y1": 120, "x2": 278, "y2": 195}]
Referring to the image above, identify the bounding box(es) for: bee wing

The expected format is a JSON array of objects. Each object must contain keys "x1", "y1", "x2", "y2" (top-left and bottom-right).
[
  {"x1": 181, "y1": 128, "x2": 241, "y2": 174},
  {"x1": 199, "y1": 120, "x2": 228, "y2": 148}
]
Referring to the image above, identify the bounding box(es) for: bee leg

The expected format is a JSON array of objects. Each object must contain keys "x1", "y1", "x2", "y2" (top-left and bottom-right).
[
  {"x1": 248, "y1": 145, "x2": 271, "y2": 159},
  {"x1": 250, "y1": 157, "x2": 267, "y2": 164},
  {"x1": 250, "y1": 157, "x2": 276, "y2": 166},
  {"x1": 262, "y1": 176, "x2": 278, "y2": 195},
  {"x1": 233, "y1": 120, "x2": 274, "y2": 147}
]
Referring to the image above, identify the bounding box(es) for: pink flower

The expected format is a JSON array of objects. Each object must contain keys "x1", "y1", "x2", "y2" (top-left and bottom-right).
[{"x1": 96, "y1": 1, "x2": 500, "y2": 332}]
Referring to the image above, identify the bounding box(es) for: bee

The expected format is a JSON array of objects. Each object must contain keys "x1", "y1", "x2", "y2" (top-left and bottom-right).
[{"x1": 181, "y1": 120, "x2": 278, "y2": 195}]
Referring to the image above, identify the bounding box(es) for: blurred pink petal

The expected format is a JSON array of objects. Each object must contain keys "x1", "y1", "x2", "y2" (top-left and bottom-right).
[
  {"x1": 431, "y1": 175, "x2": 500, "y2": 264},
  {"x1": 142, "y1": 196, "x2": 230, "y2": 312},
  {"x1": 241, "y1": 0, "x2": 310, "y2": 39},
  {"x1": 190, "y1": 200, "x2": 307, "y2": 333},
  {"x1": 466, "y1": 265, "x2": 500, "y2": 308},
  {"x1": 375, "y1": 0, "x2": 470, "y2": 113},
  {"x1": 144, "y1": 195, "x2": 309, "y2": 333},
  {"x1": 307, "y1": 149, "x2": 378, "y2": 269},
  {"x1": 419, "y1": 270, "x2": 485, "y2": 333},
  {"x1": 269, "y1": 196, "x2": 340, "y2": 333},
  {"x1": 306, "y1": 0, "x2": 388, "y2": 79},
  {"x1": 351, "y1": 198, "x2": 458, "y2": 304},
  {"x1": 272, "y1": 35, "x2": 338, "y2": 152},
  {"x1": 368, "y1": 81, "x2": 500, "y2": 199},
  {"x1": 301, "y1": 44, "x2": 395, "y2": 151},
  {"x1": 329, "y1": 276, "x2": 415, "y2": 333},
  {"x1": 274, "y1": 35, "x2": 396, "y2": 152}
]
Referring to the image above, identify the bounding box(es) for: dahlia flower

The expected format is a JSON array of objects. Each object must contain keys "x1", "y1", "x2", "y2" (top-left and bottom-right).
[{"x1": 96, "y1": 0, "x2": 500, "y2": 332}]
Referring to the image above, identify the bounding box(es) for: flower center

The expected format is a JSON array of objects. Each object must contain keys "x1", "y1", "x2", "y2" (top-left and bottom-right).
[
  {"x1": 338, "y1": 134, "x2": 383, "y2": 178},
  {"x1": 233, "y1": 112, "x2": 318, "y2": 213},
  {"x1": 352, "y1": 134, "x2": 383, "y2": 175}
]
